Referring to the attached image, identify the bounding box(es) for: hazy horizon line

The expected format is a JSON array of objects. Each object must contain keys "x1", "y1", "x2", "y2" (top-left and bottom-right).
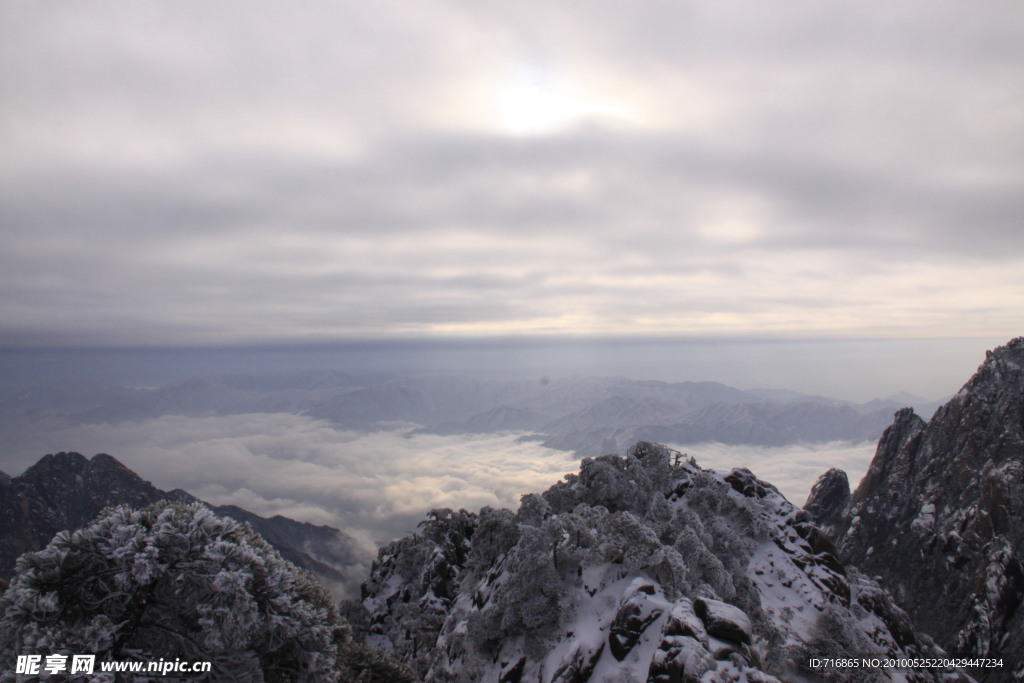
[{"x1": 0, "y1": 334, "x2": 1008, "y2": 403}]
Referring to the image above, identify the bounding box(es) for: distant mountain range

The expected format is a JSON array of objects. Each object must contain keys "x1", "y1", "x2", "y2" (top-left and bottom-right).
[
  {"x1": 1, "y1": 370, "x2": 943, "y2": 458},
  {"x1": 0, "y1": 451, "x2": 370, "y2": 597},
  {"x1": 309, "y1": 375, "x2": 942, "y2": 455},
  {"x1": 0, "y1": 369, "x2": 385, "y2": 424}
]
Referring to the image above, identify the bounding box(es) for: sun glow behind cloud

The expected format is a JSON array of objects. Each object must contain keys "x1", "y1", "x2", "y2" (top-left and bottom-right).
[{"x1": 489, "y1": 64, "x2": 639, "y2": 135}]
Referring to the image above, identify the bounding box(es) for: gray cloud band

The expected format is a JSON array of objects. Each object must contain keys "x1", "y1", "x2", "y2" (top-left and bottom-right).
[{"x1": 2, "y1": 1, "x2": 1022, "y2": 345}]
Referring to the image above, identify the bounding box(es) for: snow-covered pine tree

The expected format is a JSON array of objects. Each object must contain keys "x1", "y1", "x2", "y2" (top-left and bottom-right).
[{"x1": 0, "y1": 501, "x2": 416, "y2": 682}]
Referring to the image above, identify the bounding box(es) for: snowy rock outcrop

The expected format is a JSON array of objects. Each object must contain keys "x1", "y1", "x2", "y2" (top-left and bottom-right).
[
  {"x1": 820, "y1": 337, "x2": 1024, "y2": 676},
  {"x1": 350, "y1": 442, "x2": 957, "y2": 681}
]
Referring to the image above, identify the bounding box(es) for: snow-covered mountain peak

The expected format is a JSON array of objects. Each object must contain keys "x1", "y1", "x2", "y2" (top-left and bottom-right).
[{"x1": 350, "y1": 442, "x2": 959, "y2": 681}]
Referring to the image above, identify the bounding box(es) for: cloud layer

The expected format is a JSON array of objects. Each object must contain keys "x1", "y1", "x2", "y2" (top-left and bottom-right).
[
  {"x1": 2, "y1": 412, "x2": 876, "y2": 549},
  {"x1": 2, "y1": 414, "x2": 577, "y2": 547},
  {"x1": 2, "y1": 1, "x2": 1022, "y2": 345}
]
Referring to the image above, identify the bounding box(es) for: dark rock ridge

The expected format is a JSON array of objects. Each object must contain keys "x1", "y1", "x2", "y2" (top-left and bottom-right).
[
  {"x1": 0, "y1": 452, "x2": 369, "y2": 596},
  {"x1": 349, "y1": 442, "x2": 961, "y2": 682},
  {"x1": 809, "y1": 337, "x2": 1024, "y2": 678}
]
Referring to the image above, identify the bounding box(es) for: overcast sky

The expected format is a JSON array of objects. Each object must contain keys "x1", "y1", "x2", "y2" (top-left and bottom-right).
[{"x1": 2, "y1": 1, "x2": 1022, "y2": 349}]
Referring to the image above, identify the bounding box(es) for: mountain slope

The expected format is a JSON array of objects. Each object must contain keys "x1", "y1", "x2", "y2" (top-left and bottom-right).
[
  {"x1": 350, "y1": 442, "x2": 960, "y2": 682},
  {"x1": 809, "y1": 337, "x2": 1024, "y2": 677},
  {"x1": 306, "y1": 375, "x2": 540, "y2": 429},
  {"x1": 0, "y1": 452, "x2": 370, "y2": 596}
]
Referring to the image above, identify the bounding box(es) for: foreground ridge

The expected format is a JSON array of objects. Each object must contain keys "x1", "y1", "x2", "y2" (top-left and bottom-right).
[
  {"x1": 0, "y1": 500, "x2": 417, "y2": 682},
  {"x1": 0, "y1": 451, "x2": 369, "y2": 597},
  {"x1": 350, "y1": 442, "x2": 960, "y2": 682}
]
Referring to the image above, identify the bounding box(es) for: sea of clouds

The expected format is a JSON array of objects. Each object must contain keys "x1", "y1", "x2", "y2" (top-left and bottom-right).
[
  {"x1": 3, "y1": 414, "x2": 574, "y2": 550},
  {"x1": 3, "y1": 413, "x2": 876, "y2": 554}
]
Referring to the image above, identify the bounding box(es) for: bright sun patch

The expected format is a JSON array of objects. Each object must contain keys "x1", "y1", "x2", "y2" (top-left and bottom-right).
[{"x1": 492, "y1": 65, "x2": 630, "y2": 135}]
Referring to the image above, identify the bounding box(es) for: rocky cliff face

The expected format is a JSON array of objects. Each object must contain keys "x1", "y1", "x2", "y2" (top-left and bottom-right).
[
  {"x1": 0, "y1": 452, "x2": 369, "y2": 596},
  {"x1": 813, "y1": 338, "x2": 1024, "y2": 675},
  {"x1": 351, "y1": 442, "x2": 958, "y2": 682}
]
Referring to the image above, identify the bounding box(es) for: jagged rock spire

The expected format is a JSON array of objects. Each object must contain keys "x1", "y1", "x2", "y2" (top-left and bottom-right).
[{"x1": 803, "y1": 468, "x2": 849, "y2": 539}]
